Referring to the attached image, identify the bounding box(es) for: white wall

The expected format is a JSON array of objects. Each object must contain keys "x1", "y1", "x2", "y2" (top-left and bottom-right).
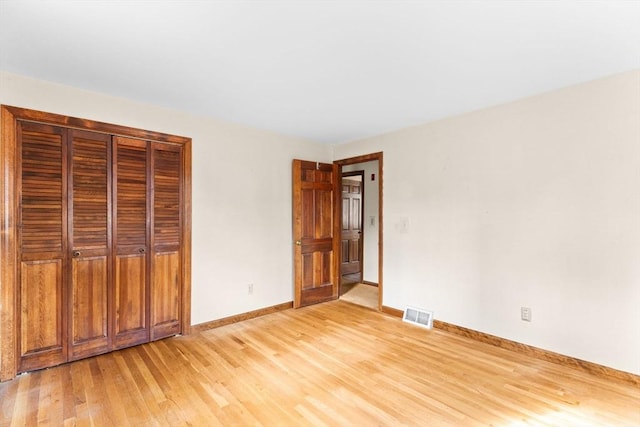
[
  {"x1": 342, "y1": 161, "x2": 379, "y2": 283},
  {"x1": 334, "y1": 70, "x2": 640, "y2": 375},
  {"x1": 0, "y1": 71, "x2": 333, "y2": 325},
  {"x1": 3, "y1": 70, "x2": 638, "y2": 376}
]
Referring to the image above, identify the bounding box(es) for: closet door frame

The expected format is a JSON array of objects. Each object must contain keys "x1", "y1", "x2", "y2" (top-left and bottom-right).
[{"x1": 0, "y1": 105, "x2": 192, "y2": 381}]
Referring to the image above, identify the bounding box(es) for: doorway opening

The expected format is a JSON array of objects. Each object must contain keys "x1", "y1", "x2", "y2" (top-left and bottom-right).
[{"x1": 335, "y1": 152, "x2": 383, "y2": 311}]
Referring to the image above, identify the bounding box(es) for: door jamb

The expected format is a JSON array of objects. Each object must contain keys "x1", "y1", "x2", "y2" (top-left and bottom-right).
[{"x1": 334, "y1": 152, "x2": 383, "y2": 311}]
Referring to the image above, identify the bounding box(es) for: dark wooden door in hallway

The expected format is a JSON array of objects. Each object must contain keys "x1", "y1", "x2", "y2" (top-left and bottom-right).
[{"x1": 340, "y1": 176, "x2": 363, "y2": 283}]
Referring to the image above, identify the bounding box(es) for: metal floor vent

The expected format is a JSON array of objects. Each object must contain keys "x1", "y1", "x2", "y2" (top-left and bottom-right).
[{"x1": 402, "y1": 307, "x2": 434, "y2": 329}]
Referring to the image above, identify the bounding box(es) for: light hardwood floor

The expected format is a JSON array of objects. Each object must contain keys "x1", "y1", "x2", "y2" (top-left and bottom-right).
[{"x1": 1, "y1": 301, "x2": 638, "y2": 426}]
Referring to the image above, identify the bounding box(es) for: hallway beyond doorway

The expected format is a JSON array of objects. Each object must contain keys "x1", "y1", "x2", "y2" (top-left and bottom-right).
[{"x1": 340, "y1": 282, "x2": 378, "y2": 310}]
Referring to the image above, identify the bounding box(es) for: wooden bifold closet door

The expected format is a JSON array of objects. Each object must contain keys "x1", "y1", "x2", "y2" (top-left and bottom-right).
[
  {"x1": 3, "y1": 106, "x2": 191, "y2": 379},
  {"x1": 113, "y1": 136, "x2": 149, "y2": 349},
  {"x1": 68, "y1": 129, "x2": 112, "y2": 361},
  {"x1": 17, "y1": 122, "x2": 68, "y2": 373},
  {"x1": 150, "y1": 143, "x2": 183, "y2": 340}
]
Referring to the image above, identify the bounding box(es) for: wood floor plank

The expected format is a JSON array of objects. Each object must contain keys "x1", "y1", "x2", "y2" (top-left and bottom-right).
[{"x1": 1, "y1": 300, "x2": 639, "y2": 426}]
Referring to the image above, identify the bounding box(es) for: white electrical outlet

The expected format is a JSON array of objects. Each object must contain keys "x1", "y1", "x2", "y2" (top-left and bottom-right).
[
  {"x1": 248, "y1": 283, "x2": 254, "y2": 295},
  {"x1": 521, "y1": 307, "x2": 532, "y2": 322}
]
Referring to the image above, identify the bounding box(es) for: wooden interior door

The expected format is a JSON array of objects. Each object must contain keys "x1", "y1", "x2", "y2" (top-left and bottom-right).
[
  {"x1": 150, "y1": 143, "x2": 183, "y2": 340},
  {"x1": 292, "y1": 159, "x2": 339, "y2": 308},
  {"x1": 340, "y1": 177, "x2": 363, "y2": 281},
  {"x1": 17, "y1": 122, "x2": 67, "y2": 373},
  {"x1": 68, "y1": 129, "x2": 111, "y2": 360},
  {"x1": 112, "y1": 136, "x2": 149, "y2": 349}
]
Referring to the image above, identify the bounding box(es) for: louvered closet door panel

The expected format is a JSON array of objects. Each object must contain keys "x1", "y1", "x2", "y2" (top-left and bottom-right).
[
  {"x1": 113, "y1": 136, "x2": 150, "y2": 348},
  {"x1": 68, "y1": 130, "x2": 111, "y2": 360},
  {"x1": 151, "y1": 143, "x2": 182, "y2": 340},
  {"x1": 18, "y1": 122, "x2": 67, "y2": 372}
]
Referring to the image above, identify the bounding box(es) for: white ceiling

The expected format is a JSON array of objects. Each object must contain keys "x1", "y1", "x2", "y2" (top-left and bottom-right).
[{"x1": 1, "y1": 1, "x2": 639, "y2": 144}]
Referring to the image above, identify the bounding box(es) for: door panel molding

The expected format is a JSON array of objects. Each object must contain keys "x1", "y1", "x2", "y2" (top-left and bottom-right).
[
  {"x1": 19, "y1": 259, "x2": 66, "y2": 372},
  {"x1": 69, "y1": 255, "x2": 109, "y2": 360}
]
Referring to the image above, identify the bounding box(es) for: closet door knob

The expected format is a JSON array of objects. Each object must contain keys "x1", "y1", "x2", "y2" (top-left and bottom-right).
[
  {"x1": 72, "y1": 251, "x2": 81, "y2": 257},
  {"x1": 138, "y1": 247, "x2": 146, "y2": 253}
]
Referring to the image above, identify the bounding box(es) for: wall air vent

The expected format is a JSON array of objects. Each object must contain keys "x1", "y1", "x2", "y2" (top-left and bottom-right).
[{"x1": 402, "y1": 307, "x2": 434, "y2": 329}]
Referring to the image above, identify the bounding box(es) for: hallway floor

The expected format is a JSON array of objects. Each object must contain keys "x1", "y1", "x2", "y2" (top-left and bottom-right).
[{"x1": 340, "y1": 282, "x2": 378, "y2": 310}]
